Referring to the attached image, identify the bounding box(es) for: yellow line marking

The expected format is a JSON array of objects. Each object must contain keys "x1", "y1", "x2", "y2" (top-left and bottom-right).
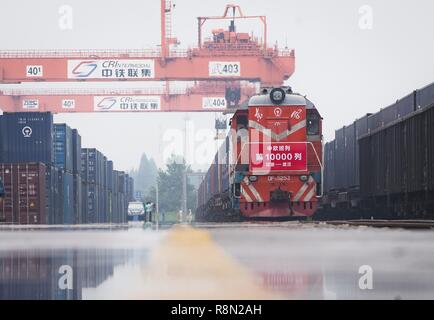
[{"x1": 128, "y1": 225, "x2": 280, "y2": 300}]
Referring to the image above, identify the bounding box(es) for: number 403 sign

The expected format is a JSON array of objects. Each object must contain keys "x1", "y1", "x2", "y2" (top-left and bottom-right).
[{"x1": 209, "y1": 61, "x2": 241, "y2": 77}]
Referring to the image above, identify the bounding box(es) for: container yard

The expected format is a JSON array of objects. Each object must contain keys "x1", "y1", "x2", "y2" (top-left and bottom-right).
[
  {"x1": 0, "y1": 113, "x2": 134, "y2": 225},
  {"x1": 0, "y1": 0, "x2": 433, "y2": 307}
]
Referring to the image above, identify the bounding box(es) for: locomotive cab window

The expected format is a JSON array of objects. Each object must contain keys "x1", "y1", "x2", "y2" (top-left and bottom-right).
[
  {"x1": 307, "y1": 110, "x2": 320, "y2": 135},
  {"x1": 236, "y1": 114, "x2": 248, "y2": 142},
  {"x1": 236, "y1": 115, "x2": 248, "y2": 130}
]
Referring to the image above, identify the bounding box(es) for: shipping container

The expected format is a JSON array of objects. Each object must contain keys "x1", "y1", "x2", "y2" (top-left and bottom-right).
[
  {"x1": 343, "y1": 123, "x2": 356, "y2": 188},
  {"x1": 323, "y1": 141, "x2": 335, "y2": 192},
  {"x1": 81, "y1": 148, "x2": 105, "y2": 185},
  {"x1": 221, "y1": 136, "x2": 230, "y2": 193},
  {"x1": 395, "y1": 92, "x2": 415, "y2": 118},
  {"x1": 73, "y1": 174, "x2": 82, "y2": 224},
  {"x1": 72, "y1": 129, "x2": 82, "y2": 174},
  {"x1": 367, "y1": 112, "x2": 382, "y2": 133},
  {"x1": 0, "y1": 178, "x2": 4, "y2": 197},
  {"x1": 54, "y1": 124, "x2": 73, "y2": 173},
  {"x1": 334, "y1": 127, "x2": 345, "y2": 189},
  {"x1": 355, "y1": 114, "x2": 370, "y2": 138},
  {"x1": 58, "y1": 171, "x2": 74, "y2": 224},
  {"x1": 380, "y1": 103, "x2": 398, "y2": 125},
  {"x1": 0, "y1": 113, "x2": 54, "y2": 165},
  {"x1": 98, "y1": 185, "x2": 106, "y2": 223},
  {"x1": 45, "y1": 168, "x2": 74, "y2": 225},
  {"x1": 83, "y1": 183, "x2": 101, "y2": 224},
  {"x1": 416, "y1": 82, "x2": 434, "y2": 110},
  {"x1": 354, "y1": 114, "x2": 371, "y2": 186},
  {"x1": 360, "y1": 105, "x2": 434, "y2": 198},
  {"x1": 0, "y1": 163, "x2": 46, "y2": 224},
  {"x1": 81, "y1": 178, "x2": 87, "y2": 223},
  {"x1": 126, "y1": 175, "x2": 134, "y2": 202},
  {"x1": 106, "y1": 161, "x2": 114, "y2": 192},
  {"x1": 45, "y1": 165, "x2": 60, "y2": 224}
]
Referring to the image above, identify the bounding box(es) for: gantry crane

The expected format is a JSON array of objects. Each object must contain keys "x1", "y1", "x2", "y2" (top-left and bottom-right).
[
  {"x1": 0, "y1": 1, "x2": 294, "y2": 85},
  {"x1": 0, "y1": 82, "x2": 256, "y2": 112},
  {"x1": 0, "y1": 1, "x2": 295, "y2": 113}
]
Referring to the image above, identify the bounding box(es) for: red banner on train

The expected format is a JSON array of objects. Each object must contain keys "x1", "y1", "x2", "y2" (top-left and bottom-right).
[{"x1": 250, "y1": 142, "x2": 307, "y2": 171}]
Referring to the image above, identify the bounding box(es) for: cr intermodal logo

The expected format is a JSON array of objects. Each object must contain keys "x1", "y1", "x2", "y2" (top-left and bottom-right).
[
  {"x1": 22, "y1": 126, "x2": 32, "y2": 138},
  {"x1": 96, "y1": 97, "x2": 117, "y2": 110},
  {"x1": 71, "y1": 60, "x2": 97, "y2": 77}
]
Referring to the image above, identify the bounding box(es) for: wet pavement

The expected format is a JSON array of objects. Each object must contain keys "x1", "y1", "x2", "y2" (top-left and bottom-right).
[{"x1": 0, "y1": 222, "x2": 434, "y2": 299}]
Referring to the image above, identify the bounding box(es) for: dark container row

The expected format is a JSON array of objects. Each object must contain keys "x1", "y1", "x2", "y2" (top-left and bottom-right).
[
  {"x1": 359, "y1": 105, "x2": 434, "y2": 197},
  {"x1": 324, "y1": 82, "x2": 434, "y2": 193},
  {"x1": 197, "y1": 136, "x2": 230, "y2": 209},
  {"x1": 0, "y1": 162, "x2": 132, "y2": 225}
]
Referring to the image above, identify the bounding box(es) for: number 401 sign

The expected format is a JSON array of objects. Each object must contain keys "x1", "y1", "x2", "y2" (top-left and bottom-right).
[{"x1": 26, "y1": 65, "x2": 43, "y2": 77}]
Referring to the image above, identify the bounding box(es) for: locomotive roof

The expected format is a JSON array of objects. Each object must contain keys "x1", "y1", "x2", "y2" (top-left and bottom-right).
[{"x1": 246, "y1": 93, "x2": 316, "y2": 109}]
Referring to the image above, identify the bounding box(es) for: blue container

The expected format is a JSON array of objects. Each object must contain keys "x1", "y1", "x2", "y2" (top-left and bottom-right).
[
  {"x1": 81, "y1": 179, "x2": 88, "y2": 224},
  {"x1": 84, "y1": 183, "x2": 100, "y2": 224},
  {"x1": 98, "y1": 183, "x2": 106, "y2": 223},
  {"x1": 106, "y1": 161, "x2": 114, "y2": 191},
  {"x1": 73, "y1": 174, "x2": 82, "y2": 224},
  {"x1": 54, "y1": 124, "x2": 73, "y2": 173},
  {"x1": 81, "y1": 148, "x2": 105, "y2": 186},
  {"x1": 343, "y1": 123, "x2": 356, "y2": 188},
  {"x1": 0, "y1": 112, "x2": 54, "y2": 164},
  {"x1": 0, "y1": 177, "x2": 4, "y2": 197},
  {"x1": 126, "y1": 176, "x2": 134, "y2": 202},
  {"x1": 367, "y1": 112, "x2": 382, "y2": 132},
  {"x1": 72, "y1": 129, "x2": 82, "y2": 175},
  {"x1": 395, "y1": 92, "x2": 415, "y2": 118},
  {"x1": 45, "y1": 165, "x2": 62, "y2": 224},
  {"x1": 416, "y1": 82, "x2": 434, "y2": 110},
  {"x1": 355, "y1": 114, "x2": 370, "y2": 139},
  {"x1": 381, "y1": 103, "x2": 398, "y2": 125},
  {"x1": 59, "y1": 171, "x2": 74, "y2": 224}
]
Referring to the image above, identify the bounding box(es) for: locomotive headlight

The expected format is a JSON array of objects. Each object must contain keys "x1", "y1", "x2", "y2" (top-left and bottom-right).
[
  {"x1": 248, "y1": 175, "x2": 258, "y2": 182},
  {"x1": 299, "y1": 175, "x2": 308, "y2": 182},
  {"x1": 270, "y1": 88, "x2": 286, "y2": 104}
]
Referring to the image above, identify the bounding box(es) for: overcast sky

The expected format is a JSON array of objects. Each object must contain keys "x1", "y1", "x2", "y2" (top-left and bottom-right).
[{"x1": 0, "y1": 0, "x2": 433, "y2": 172}]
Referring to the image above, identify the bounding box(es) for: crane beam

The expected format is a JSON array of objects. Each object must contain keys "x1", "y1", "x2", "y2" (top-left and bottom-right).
[
  {"x1": 0, "y1": 52, "x2": 294, "y2": 86},
  {"x1": 0, "y1": 85, "x2": 255, "y2": 113}
]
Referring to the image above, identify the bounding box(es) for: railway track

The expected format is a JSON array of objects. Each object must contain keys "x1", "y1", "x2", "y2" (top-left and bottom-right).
[{"x1": 316, "y1": 219, "x2": 434, "y2": 229}]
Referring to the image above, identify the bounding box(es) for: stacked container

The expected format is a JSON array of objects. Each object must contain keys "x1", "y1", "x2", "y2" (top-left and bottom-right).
[
  {"x1": 0, "y1": 113, "x2": 54, "y2": 225},
  {"x1": 0, "y1": 163, "x2": 47, "y2": 224},
  {"x1": 0, "y1": 112, "x2": 54, "y2": 164},
  {"x1": 72, "y1": 129, "x2": 83, "y2": 224},
  {"x1": 105, "y1": 160, "x2": 114, "y2": 222},
  {"x1": 53, "y1": 124, "x2": 74, "y2": 224},
  {"x1": 81, "y1": 148, "x2": 104, "y2": 223},
  {"x1": 0, "y1": 112, "x2": 133, "y2": 225}
]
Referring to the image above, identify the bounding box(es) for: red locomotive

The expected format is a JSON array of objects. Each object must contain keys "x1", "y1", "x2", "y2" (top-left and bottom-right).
[{"x1": 197, "y1": 87, "x2": 323, "y2": 221}]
